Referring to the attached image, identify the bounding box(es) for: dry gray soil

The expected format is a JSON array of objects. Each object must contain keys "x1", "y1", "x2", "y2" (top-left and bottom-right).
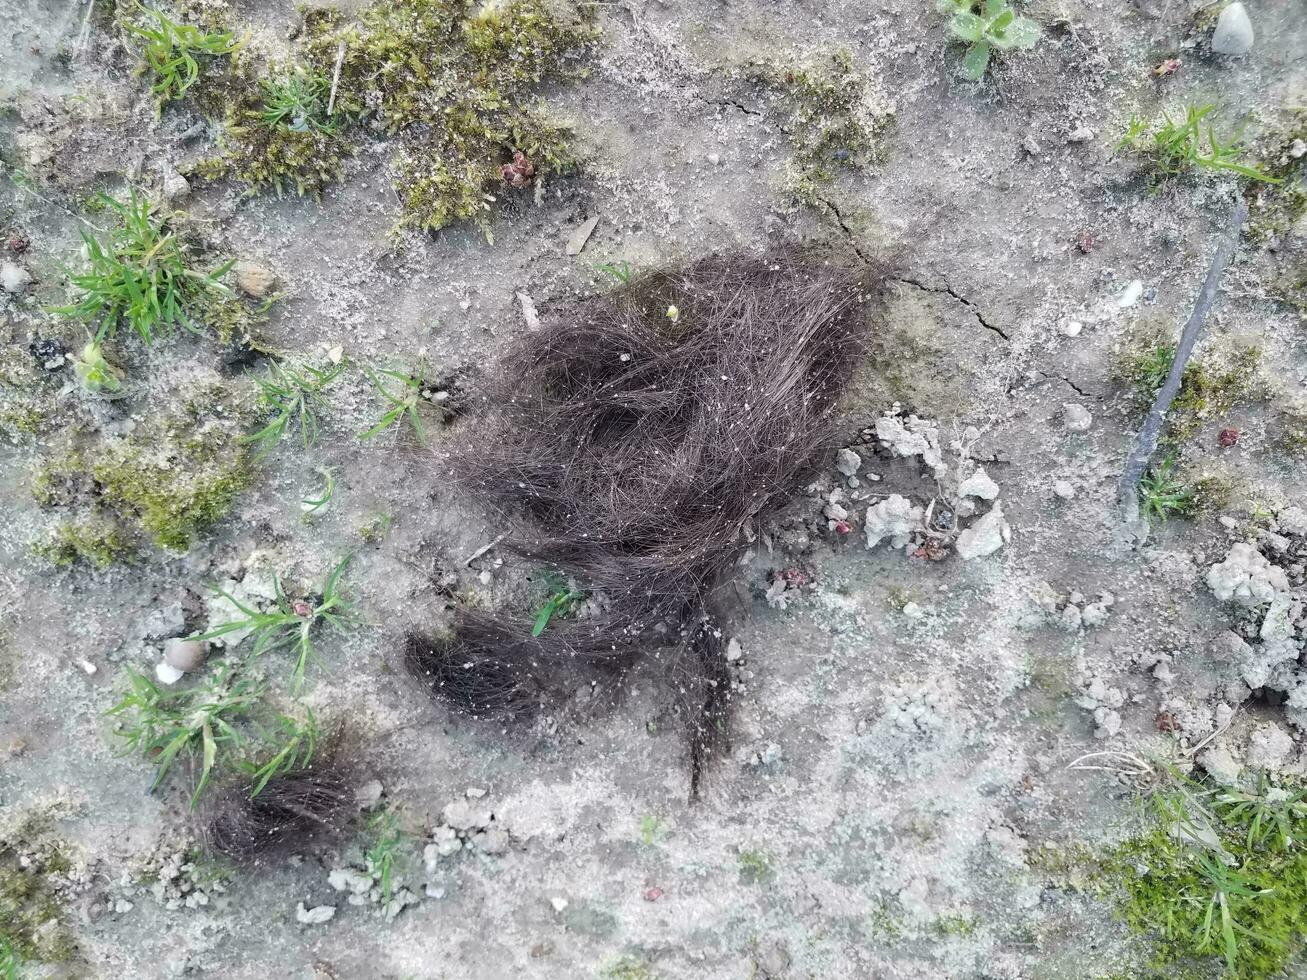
[{"x1": 2, "y1": 0, "x2": 1307, "y2": 978}]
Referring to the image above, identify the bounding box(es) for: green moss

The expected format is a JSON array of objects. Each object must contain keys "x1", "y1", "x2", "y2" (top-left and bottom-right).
[
  {"x1": 31, "y1": 396, "x2": 252, "y2": 553},
  {"x1": 33, "y1": 520, "x2": 136, "y2": 569},
  {"x1": 744, "y1": 50, "x2": 891, "y2": 206},
  {"x1": 1093, "y1": 779, "x2": 1307, "y2": 978},
  {"x1": 737, "y1": 848, "x2": 775, "y2": 885},
  {"x1": 0, "y1": 849, "x2": 75, "y2": 965},
  {"x1": 933, "y1": 913, "x2": 978, "y2": 938},
  {"x1": 196, "y1": 0, "x2": 594, "y2": 233},
  {"x1": 1114, "y1": 327, "x2": 1261, "y2": 441},
  {"x1": 1271, "y1": 399, "x2": 1307, "y2": 459},
  {"x1": 599, "y1": 955, "x2": 654, "y2": 980},
  {"x1": 1248, "y1": 111, "x2": 1307, "y2": 243}
]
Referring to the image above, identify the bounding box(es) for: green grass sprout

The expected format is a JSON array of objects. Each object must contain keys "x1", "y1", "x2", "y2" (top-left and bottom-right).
[
  {"x1": 54, "y1": 190, "x2": 234, "y2": 344},
  {"x1": 242, "y1": 709, "x2": 318, "y2": 798},
  {"x1": 240, "y1": 359, "x2": 344, "y2": 454},
  {"x1": 106, "y1": 662, "x2": 262, "y2": 808},
  {"x1": 126, "y1": 3, "x2": 243, "y2": 111},
  {"x1": 1118, "y1": 105, "x2": 1281, "y2": 183}
]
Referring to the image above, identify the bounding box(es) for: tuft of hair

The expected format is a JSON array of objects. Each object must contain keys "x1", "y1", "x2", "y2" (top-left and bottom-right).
[
  {"x1": 415, "y1": 251, "x2": 884, "y2": 794},
  {"x1": 201, "y1": 756, "x2": 353, "y2": 862}
]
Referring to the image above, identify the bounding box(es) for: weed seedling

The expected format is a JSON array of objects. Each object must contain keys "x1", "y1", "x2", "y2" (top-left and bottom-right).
[
  {"x1": 1138, "y1": 455, "x2": 1195, "y2": 524},
  {"x1": 192, "y1": 555, "x2": 356, "y2": 693},
  {"x1": 300, "y1": 468, "x2": 336, "y2": 520},
  {"x1": 71, "y1": 339, "x2": 124, "y2": 393},
  {"x1": 54, "y1": 190, "x2": 234, "y2": 345},
  {"x1": 360, "y1": 366, "x2": 441, "y2": 445},
  {"x1": 126, "y1": 4, "x2": 242, "y2": 111},
  {"x1": 638, "y1": 814, "x2": 665, "y2": 846},
  {"x1": 365, "y1": 808, "x2": 404, "y2": 905},
  {"x1": 531, "y1": 576, "x2": 584, "y2": 637},
  {"x1": 1118, "y1": 105, "x2": 1280, "y2": 183},
  {"x1": 594, "y1": 260, "x2": 632, "y2": 284},
  {"x1": 240, "y1": 360, "x2": 344, "y2": 454},
  {"x1": 242, "y1": 709, "x2": 318, "y2": 798},
  {"x1": 259, "y1": 68, "x2": 337, "y2": 134},
  {"x1": 107, "y1": 663, "x2": 262, "y2": 808},
  {"x1": 937, "y1": 0, "x2": 1040, "y2": 81},
  {"x1": 738, "y1": 848, "x2": 775, "y2": 885}
]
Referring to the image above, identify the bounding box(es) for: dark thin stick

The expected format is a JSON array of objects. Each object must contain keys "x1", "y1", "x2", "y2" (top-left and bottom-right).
[{"x1": 1117, "y1": 197, "x2": 1248, "y2": 522}]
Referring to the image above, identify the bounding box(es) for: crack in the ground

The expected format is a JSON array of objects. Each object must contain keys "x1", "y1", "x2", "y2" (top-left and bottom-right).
[
  {"x1": 707, "y1": 96, "x2": 762, "y2": 116},
  {"x1": 1006, "y1": 371, "x2": 1091, "y2": 397},
  {"x1": 814, "y1": 195, "x2": 873, "y2": 265},
  {"x1": 891, "y1": 276, "x2": 1010, "y2": 341}
]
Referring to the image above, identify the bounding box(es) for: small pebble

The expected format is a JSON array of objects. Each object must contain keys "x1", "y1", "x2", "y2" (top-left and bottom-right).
[
  {"x1": 1, "y1": 261, "x2": 33, "y2": 294},
  {"x1": 78, "y1": 659, "x2": 97, "y2": 675},
  {"x1": 1053, "y1": 480, "x2": 1076, "y2": 500},
  {"x1": 233, "y1": 260, "x2": 277, "y2": 298},
  {"x1": 295, "y1": 903, "x2": 336, "y2": 925},
  {"x1": 1062, "y1": 403, "x2": 1093, "y2": 433},
  {"x1": 706, "y1": 153, "x2": 721, "y2": 166},
  {"x1": 1211, "y1": 1, "x2": 1254, "y2": 55},
  {"x1": 155, "y1": 662, "x2": 185, "y2": 686},
  {"x1": 162, "y1": 638, "x2": 207, "y2": 672},
  {"x1": 1116, "y1": 280, "x2": 1143, "y2": 308},
  {"x1": 549, "y1": 895, "x2": 568, "y2": 913},
  {"x1": 1061, "y1": 320, "x2": 1082, "y2": 338}
]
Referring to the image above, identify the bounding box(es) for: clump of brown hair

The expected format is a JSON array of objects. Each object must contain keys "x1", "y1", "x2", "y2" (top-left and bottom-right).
[
  {"x1": 407, "y1": 252, "x2": 883, "y2": 794},
  {"x1": 202, "y1": 758, "x2": 353, "y2": 862}
]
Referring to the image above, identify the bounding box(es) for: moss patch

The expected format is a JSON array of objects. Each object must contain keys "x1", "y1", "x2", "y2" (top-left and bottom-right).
[
  {"x1": 743, "y1": 51, "x2": 892, "y2": 207},
  {"x1": 0, "y1": 812, "x2": 78, "y2": 967},
  {"x1": 1114, "y1": 324, "x2": 1262, "y2": 441},
  {"x1": 33, "y1": 520, "x2": 136, "y2": 569},
  {"x1": 195, "y1": 0, "x2": 596, "y2": 236},
  {"x1": 31, "y1": 389, "x2": 252, "y2": 555}
]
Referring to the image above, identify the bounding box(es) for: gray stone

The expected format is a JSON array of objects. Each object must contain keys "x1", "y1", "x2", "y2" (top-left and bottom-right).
[
  {"x1": 1211, "y1": 2, "x2": 1254, "y2": 55},
  {"x1": 1, "y1": 261, "x2": 33, "y2": 294},
  {"x1": 1053, "y1": 480, "x2": 1076, "y2": 500},
  {"x1": 161, "y1": 168, "x2": 191, "y2": 202},
  {"x1": 958, "y1": 466, "x2": 1000, "y2": 501},
  {"x1": 442, "y1": 800, "x2": 491, "y2": 831},
  {"x1": 1198, "y1": 745, "x2": 1242, "y2": 786},
  {"x1": 472, "y1": 826, "x2": 510, "y2": 855},
  {"x1": 955, "y1": 502, "x2": 1011, "y2": 560},
  {"x1": 1246, "y1": 722, "x2": 1294, "y2": 770},
  {"x1": 565, "y1": 216, "x2": 600, "y2": 255},
  {"x1": 295, "y1": 902, "x2": 336, "y2": 925},
  {"x1": 233, "y1": 260, "x2": 277, "y2": 298},
  {"x1": 835, "y1": 448, "x2": 861, "y2": 477},
  {"x1": 162, "y1": 639, "x2": 206, "y2": 672},
  {"x1": 1062, "y1": 403, "x2": 1093, "y2": 433},
  {"x1": 864, "y1": 494, "x2": 922, "y2": 551}
]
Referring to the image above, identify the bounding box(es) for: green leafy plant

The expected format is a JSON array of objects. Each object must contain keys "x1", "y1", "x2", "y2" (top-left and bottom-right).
[
  {"x1": 360, "y1": 365, "x2": 443, "y2": 445},
  {"x1": 638, "y1": 814, "x2": 665, "y2": 846},
  {"x1": 365, "y1": 808, "x2": 404, "y2": 905},
  {"x1": 53, "y1": 191, "x2": 234, "y2": 345},
  {"x1": 239, "y1": 360, "x2": 344, "y2": 454},
  {"x1": 106, "y1": 663, "x2": 263, "y2": 808},
  {"x1": 300, "y1": 467, "x2": 336, "y2": 520},
  {"x1": 191, "y1": 555, "x2": 356, "y2": 693},
  {"x1": 242, "y1": 709, "x2": 318, "y2": 797},
  {"x1": 125, "y1": 3, "x2": 242, "y2": 111},
  {"x1": 1107, "y1": 776, "x2": 1307, "y2": 977},
  {"x1": 259, "y1": 68, "x2": 337, "y2": 134},
  {"x1": 937, "y1": 0, "x2": 1040, "y2": 81},
  {"x1": 0, "y1": 936, "x2": 17, "y2": 980},
  {"x1": 531, "y1": 576, "x2": 584, "y2": 636},
  {"x1": 1138, "y1": 454, "x2": 1196, "y2": 524},
  {"x1": 594, "y1": 260, "x2": 632, "y2": 284},
  {"x1": 71, "y1": 339, "x2": 124, "y2": 393},
  {"x1": 1118, "y1": 105, "x2": 1281, "y2": 183}
]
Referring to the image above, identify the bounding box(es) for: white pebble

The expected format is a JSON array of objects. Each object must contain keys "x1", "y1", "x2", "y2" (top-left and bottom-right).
[
  {"x1": 1053, "y1": 480, "x2": 1076, "y2": 500},
  {"x1": 1117, "y1": 280, "x2": 1144, "y2": 308},
  {"x1": 549, "y1": 895, "x2": 569, "y2": 912},
  {"x1": 1063, "y1": 403, "x2": 1093, "y2": 433},
  {"x1": 1061, "y1": 320, "x2": 1082, "y2": 337},
  {"x1": 155, "y1": 662, "x2": 185, "y2": 685},
  {"x1": 1211, "y1": 2, "x2": 1254, "y2": 55},
  {"x1": 78, "y1": 659, "x2": 97, "y2": 675}
]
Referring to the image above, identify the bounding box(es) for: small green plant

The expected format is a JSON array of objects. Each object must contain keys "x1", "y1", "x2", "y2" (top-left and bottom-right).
[
  {"x1": 107, "y1": 663, "x2": 262, "y2": 808},
  {"x1": 937, "y1": 0, "x2": 1040, "y2": 81},
  {"x1": 259, "y1": 68, "x2": 337, "y2": 134},
  {"x1": 360, "y1": 366, "x2": 442, "y2": 445},
  {"x1": 1138, "y1": 455, "x2": 1196, "y2": 524},
  {"x1": 242, "y1": 709, "x2": 318, "y2": 797},
  {"x1": 192, "y1": 555, "x2": 356, "y2": 693},
  {"x1": 300, "y1": 467, "x2": 336, "y2": 520},
  {"x1": 239, "y1": 360, "x2": 344, "y2": 454},
  {"x1": 737, "y1": 848, "x2": 775, "y2": 886},
  {"x1": 638, "y1": 814, "x2": 665, "y2": 846},
  {"x1": 1106, "y1": 776, "x2": 1307, "y2": 977},
  {"x1": 125, "y1": 4, "x2": 242, "y2": 111},
  {"x1": 531, "y1": 576, "x2": 584, "y2": 637},
  {"x1": 594, "y1": 260, "x2": 632, "y2": 284},
  {"x1": 0, "y1": 937, "x2": 17, "y2": 980},
  {"x1": 365, "y1": 808, "x2": 404, "y2": 905},
  {"x1": 1118, "y1": 105, "x2": 1280, "y2": 183},
  {"x1": 71, "y1": 339, "x2": 124, "y2": 393},
  {"x1": 54, "y1": 191, "x2": 233, "y2": 345}
]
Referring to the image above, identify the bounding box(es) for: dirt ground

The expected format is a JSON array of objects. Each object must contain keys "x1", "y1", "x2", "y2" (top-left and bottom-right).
[{"x1": 2, "y1": 0, "x2": 1307, "y2": 977}]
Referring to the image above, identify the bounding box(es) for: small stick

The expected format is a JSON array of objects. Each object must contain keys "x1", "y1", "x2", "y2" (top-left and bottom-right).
[
  {"x1": 1116, "y1": 197, "x2": 1248, "y2": 525},
  {"x1": 327, "y1": 40, "x2": 346, "y2": 116},
  {"x1": 464, "y1": 532, "x2": 508, "y2": 567},
  {"x1": 74, "y1": 0, "x2": 96, "y2": 57}
]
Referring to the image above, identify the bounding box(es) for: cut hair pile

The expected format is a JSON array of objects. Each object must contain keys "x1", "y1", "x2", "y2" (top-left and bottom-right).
[
  {"x1": 202, "y1": 759, "x2": 353, "y2": 861},
  {"x1": 406, "y1": 251, "x2": 883, "y2": 795}
]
